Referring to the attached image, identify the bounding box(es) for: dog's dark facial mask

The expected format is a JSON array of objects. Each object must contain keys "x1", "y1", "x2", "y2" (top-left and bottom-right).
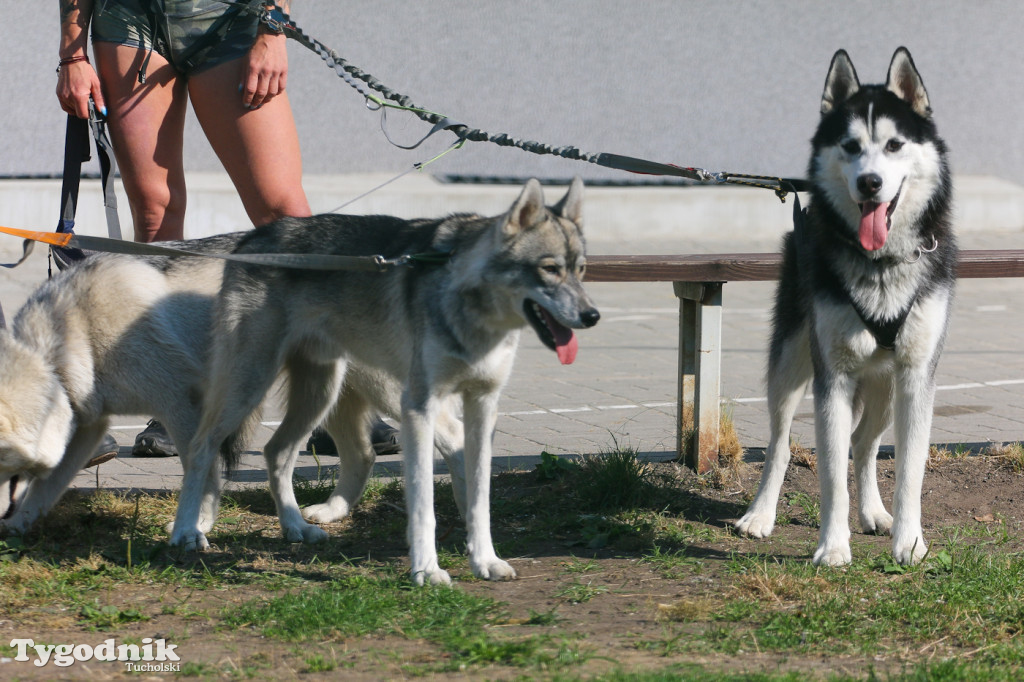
[{"x1": 816, "y1": 47, "x2": 933, "y2": 253}]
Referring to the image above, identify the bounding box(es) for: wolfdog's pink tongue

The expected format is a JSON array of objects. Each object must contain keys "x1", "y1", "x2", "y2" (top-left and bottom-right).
[
  {"x1": 540, "y1": 308, "x2": 578, "y2": 365},
  {"x1": 859, "y1": 202, "x2": 890, "y2": 251},
  {"x1": 555, "y1": 333, "x2": 578, "y2": 365}
]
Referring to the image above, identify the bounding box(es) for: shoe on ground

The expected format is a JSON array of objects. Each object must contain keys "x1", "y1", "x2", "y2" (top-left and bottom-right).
[
  {"x1": 305, "y1": 421, "x2": 401, "y2": 456},
  {"x1": 371, "y1": 420, "x2": 401, "y2": 456},
  {"x1": 305, "y1": 426, "x2": 337, "y2": 455},
  {"x1": 85, "y1": 434, "x2": 119, "y2": 468},
  {"x1": 132, "y1": 420, "x2": 178, "y2": 457}
]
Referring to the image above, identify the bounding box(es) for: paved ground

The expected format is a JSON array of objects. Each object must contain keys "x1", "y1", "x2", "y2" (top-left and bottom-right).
[{"x1": 3, "y1": 228, "x2": 1024, "y2": 498}]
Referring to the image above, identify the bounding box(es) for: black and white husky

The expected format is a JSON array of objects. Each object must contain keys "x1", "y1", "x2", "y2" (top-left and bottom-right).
[{"x1": 735, "y1": 48, "x2": 956, "y2": 566}]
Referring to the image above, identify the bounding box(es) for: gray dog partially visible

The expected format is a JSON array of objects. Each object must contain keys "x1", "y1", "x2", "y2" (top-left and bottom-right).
[
  {"x1": 172, "y1": 178, "x2": 600, "y2": 585},
  {"x1": 0, "y1": 234, "x2": 247, "y2": 532}
]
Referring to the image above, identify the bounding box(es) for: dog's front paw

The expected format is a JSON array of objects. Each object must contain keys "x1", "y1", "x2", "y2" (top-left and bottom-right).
[
  {"x1": 0, "y1": 514, "x2": 33, "y2": 536},
  {"x1": 735, "y1": 510, "x2": 776, "y2": 538},
  {"x1": 892, "y1": 534, "x2": 927, "y2": 565},
  {"x1": 283, "y1": 522, "x2": 328, "y2": 544},
  {"x1": 169, "y1": 528, "x2": 210, "y2": 552},
  {"x1": 165, "y1": 518, "x2": 214, "y2": 536},
  {"x1": 859, "y1": 506, "x2": 893, "y2": 535},
  {"x1": 812, "y1": 542, "x2": 852, "y2": 567},
  {"x1": 302, "y1": 501, "x2": 349, "y2": 524},
  {"x1": 410, "y1": 562, "x2": 452, "y2": 587},
  {"x1": 472, "y1": 557, "x2": 517, "y2": 581}
]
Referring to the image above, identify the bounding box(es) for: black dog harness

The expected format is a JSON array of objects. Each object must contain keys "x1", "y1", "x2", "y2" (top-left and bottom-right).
[
  {"x1": 846, "y1": 295, "x2": 915, "y2": 351},
  {"x1": 792, "y1": 199, "x2": 918, "y2": 352}
]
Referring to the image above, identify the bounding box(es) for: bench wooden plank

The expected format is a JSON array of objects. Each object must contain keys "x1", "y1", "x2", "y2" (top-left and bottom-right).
[{"x1": 587, "y1": 249, "x2": 1024, "y2": 282}]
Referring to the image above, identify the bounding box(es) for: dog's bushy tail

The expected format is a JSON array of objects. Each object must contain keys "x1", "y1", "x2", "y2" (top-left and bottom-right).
[{"x1": 219, "y1": 409, "x2": 261, "y2": 472}]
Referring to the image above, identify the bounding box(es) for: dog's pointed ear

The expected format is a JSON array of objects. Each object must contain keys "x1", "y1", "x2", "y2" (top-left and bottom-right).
[
  {"x1": 505, "y1": 178, "x2": 546, "y2": 237},
  {"x1": 821, "y1": 49, "x2": 860, "y2": 115},
  {"x1": 886, "y1": 46, "x2": 931, "y2": 118},
  {"x1": 552, "y1": 177, "x2": 584, "y2": 227}
]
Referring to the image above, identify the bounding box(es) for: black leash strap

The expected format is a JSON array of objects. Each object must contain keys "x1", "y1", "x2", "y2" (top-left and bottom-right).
[
  {"x1": 224, "y1": 1, "x2": 812, "y2": 200},
  {"x1": 62, "y1": 233, "x2": 407, "y2": 271},
  {"x1": 53, "y1": 100, "x2": 123, "y2": 271}
]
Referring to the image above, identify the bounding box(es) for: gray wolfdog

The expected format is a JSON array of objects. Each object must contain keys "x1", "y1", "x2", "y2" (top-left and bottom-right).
[
  {"x1": 0, "y1": 235, "x2": 466, "y2": 539},
  {"x1": 735, "y1": 48, "x2": 956, "y2": 566},
  {"x1": 170, "y1": 178, "x2": 600, "y2": 585}
]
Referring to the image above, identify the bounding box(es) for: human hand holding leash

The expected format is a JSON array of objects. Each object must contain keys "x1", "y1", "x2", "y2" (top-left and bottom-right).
[
  {"x1": 57, "y1": 0, "x2": 105, "y2": 119},
  {"x1": 56, "y1": 58, "x2": 106, "y2": 119}
]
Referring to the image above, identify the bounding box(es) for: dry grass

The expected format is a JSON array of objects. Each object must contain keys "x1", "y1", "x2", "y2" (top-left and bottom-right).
[
  {"x1": 789, "y1": 441, "x2": 816, "y2": 473},
  {"x1": 679, "y1": 402, "x2": 742, "y2": 459},
  {"x1": 981, "y1": 442, "x2": 1024, "y2": 474},
  {"x1": 656, "y1": 597, "x2": 717, "y2": 622},
  {"x1": 734, "y1": 563, "x2": 831, "y2": 606}
]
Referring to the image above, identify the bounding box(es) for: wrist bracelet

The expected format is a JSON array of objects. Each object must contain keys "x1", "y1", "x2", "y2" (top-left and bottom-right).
[{"x1": 56, "y1": 55, "x2": 90, "y2": 73}]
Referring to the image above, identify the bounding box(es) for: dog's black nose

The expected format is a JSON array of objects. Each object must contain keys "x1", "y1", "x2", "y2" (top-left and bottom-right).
[
  {"x1": 581, "y1": 308, "x2": 601, "y2": 328},
  {"x1": 857, "y1": 173, "x2": 883, "y2": 197}
]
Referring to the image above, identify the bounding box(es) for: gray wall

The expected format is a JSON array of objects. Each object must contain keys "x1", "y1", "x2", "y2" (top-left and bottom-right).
[{"x1": 4, "y1": 1, "x2": 1023, "y2": 185}]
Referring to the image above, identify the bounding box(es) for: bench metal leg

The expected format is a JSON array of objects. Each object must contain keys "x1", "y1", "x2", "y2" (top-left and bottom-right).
[{"x1": 674, "y1": 281, "x2": 723, "y2": 473}]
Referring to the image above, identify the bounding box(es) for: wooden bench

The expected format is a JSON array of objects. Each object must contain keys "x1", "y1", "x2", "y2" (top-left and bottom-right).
[{"x1": 586, "y1": 249, "x2": 1024, "y2": 473}]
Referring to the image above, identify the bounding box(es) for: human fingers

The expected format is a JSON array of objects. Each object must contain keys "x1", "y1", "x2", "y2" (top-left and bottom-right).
[{"x1": 56, "y1": 62, "x2": 101, "y2": 119}]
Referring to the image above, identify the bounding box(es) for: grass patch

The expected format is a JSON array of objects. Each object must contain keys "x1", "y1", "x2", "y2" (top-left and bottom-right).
[
  {"x1": 1, "y1": 437, "x2": 1022, "y2": 679},
  {"x1": 223, "y1": 571, "x2": 573, "y2": 669},
  {"x1": 654, "y1": 543, "x2": 1024, "y2": 666}
]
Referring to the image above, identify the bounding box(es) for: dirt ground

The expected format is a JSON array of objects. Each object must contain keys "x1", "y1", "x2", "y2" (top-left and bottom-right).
[{"x1": 1, "y1": 452, "x2": 1021, "y2": 681}]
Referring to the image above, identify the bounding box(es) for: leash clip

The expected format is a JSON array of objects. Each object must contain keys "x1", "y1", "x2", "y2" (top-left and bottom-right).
[
  {"x1": 374, "y1": 254, "x2": 412, "y2": 271},
  {"x1": 259, "y1": 4, "x2": 288, "y2": 34}
]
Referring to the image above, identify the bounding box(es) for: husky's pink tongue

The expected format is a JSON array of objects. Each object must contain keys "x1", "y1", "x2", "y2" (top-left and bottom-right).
[
  {"x1": 540, "y1": 308, "x2": 578, "y2": 365},
  {"x1": 859, "y1": 201, "x2": 890, "y2": 251}
]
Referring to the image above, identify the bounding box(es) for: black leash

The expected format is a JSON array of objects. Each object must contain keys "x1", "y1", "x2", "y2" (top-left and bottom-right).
[
  {"x1": 1, "y1": 3, "x2": 811, "y2": 276},
  {"x1": 231, "y1": 1, "x2": 812, "y2": 202},
  {"x1": 52, "y1": 99, "x2": 124, "y2": 272},
  {"x1": 0, "y1": 100, "x2": 122, "y2": 322}
]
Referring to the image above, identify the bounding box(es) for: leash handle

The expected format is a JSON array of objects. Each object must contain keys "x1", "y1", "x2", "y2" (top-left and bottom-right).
[{"x1": 54, "y1": 99, "x2": 123, "y2": 271}]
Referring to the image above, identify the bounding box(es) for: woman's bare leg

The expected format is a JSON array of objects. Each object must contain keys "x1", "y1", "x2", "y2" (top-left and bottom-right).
[
  {"x1": 188, "y1": 58, "x2": 311, "y2": 225},
  {"x1": 93, "y1": 42, "x2": 189, "y2": 242}
]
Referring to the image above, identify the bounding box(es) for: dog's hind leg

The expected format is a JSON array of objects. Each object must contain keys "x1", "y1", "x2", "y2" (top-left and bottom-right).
[
  {"x1": 301, "y1": 375, "x2": 376, "y2": 526},
  {"x1": 461, "y1": 390, "x2": 515, "y2": 581},
  {"x1": 852, "y1": 373, "x2": 894, "y2": 535},
  {"x1": 263, "y1": 356, "x2": 345, "y2": 543},
  {"x1": 3, "y1": 420, "x2": 110, "y2": 534},
  {"x1": 736, "y1": 325, "x2": 812, "y2": 538}
]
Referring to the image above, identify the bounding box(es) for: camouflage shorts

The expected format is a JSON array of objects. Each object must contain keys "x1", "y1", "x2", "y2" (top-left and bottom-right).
[{"x1": 92, "y1": 0, "x2": 261, "y2": 75}]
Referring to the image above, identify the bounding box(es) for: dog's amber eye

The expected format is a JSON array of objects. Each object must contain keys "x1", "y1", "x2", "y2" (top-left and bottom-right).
[
  {"x1": 541, "y1": 264, "x2": 561, "y2": 276},
  {"x1": 841, "y1": 140, "x2": 861, "y2": 155},
  {"x1": 885, "y1": 139, "x2": 904, "y2": 153}
]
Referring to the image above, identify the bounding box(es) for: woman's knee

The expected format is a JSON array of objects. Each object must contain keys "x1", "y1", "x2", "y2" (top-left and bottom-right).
[
  {"x1": 247, "y1": 192, "x2": 311, "y2": 226},
  {"x1": 128, "y1": 182, "x2": 186, "y2": 242}
]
